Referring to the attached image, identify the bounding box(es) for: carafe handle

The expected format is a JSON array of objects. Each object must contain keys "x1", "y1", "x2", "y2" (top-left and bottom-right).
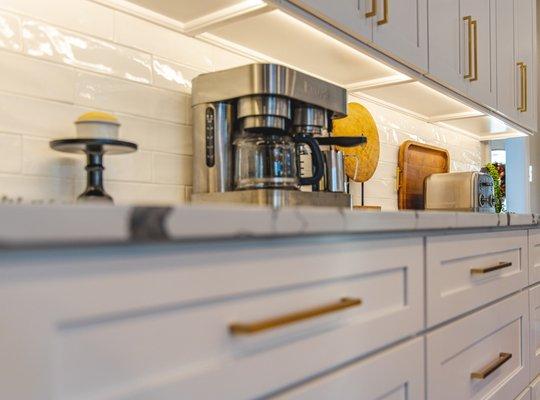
[{"x1": 294, "y1": 134, "x2": 324, "y2": 187}]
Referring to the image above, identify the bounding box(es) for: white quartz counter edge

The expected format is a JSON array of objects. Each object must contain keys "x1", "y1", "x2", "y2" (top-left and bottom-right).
[{"x1": 0, "y1": 203, "x2": 537, "y2": 246}]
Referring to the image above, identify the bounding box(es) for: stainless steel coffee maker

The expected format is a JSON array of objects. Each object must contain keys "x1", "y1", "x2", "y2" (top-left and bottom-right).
[{"x1": 191, "y1": 63, "x2": 357, "y2": 208}]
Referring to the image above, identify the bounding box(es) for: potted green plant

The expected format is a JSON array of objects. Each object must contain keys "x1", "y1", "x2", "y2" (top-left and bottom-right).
[{"x1": 485, "y1": 163, "x2": 505, "y2": 213}]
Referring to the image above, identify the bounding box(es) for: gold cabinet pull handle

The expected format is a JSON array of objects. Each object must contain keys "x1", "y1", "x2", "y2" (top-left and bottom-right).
[
  {"x1": 521, "y1": 63, "x2": 529, "y2": 112},
  {"x1": 471, "y1": 353, "x2": 512, "y2": 379},
  {"x1": 365, "y1": 0, "x2": 377, "y2": 17},
  {"x1": 470, "y1": 261, "x2": 513, "y2": 275},
  {"x1": 470, "y1": 19, "x2": 478, "y2": 81},
  {"x1": 377, "y1": 0, "x2": 388, "y2": 25},
  {"x1": 229, "y1": 297, "x2": 362, "y2": 335},
  {"x1": 463, "y1": 16, "x2": 473, "y2": 79},
  {"x1": 517, "y1": 62, "x2": 525, "y2": 111}
]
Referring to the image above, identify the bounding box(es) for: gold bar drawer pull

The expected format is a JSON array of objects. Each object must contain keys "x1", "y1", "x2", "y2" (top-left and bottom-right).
[
  {"x1": 470, "y1": 262, "x2": 512, "y2": 275},
  {"x1": 377, "y1": 0, "x2": 389, "y2": 25},
  {"x1": 471, "y1": 353, "x2": 512, "y2": 380},
  {"x1": 229, "y1": 297, "x2": 362, "y2": 335},
  {"x1": 365, "y1": 0, "x2": 377, "y2": 17}
]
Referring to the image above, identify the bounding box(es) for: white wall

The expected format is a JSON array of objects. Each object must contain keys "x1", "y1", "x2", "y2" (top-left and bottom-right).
[
  {"x1": 0, "y1": 0, "x2": 482, "y2": 209},
  {"x1": 505, "y1": 137, "x2": 531, "y2": 213}
]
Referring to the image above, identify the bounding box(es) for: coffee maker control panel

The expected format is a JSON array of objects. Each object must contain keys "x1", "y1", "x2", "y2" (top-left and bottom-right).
[{"x1": 205, "y1": 107, "x2": 215, "y2": 167}]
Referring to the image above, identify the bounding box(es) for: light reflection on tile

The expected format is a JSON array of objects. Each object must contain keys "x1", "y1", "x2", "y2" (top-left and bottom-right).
[
  {"x1": 75, "y1": 71, "x2": 189, "y2": 124},
  {"x1": 22, "y1": 19, "x2": 151, "y2": 83},
  {"x1": 152, "y1": 58, "x2": 200, "y2": 93},
  {"x1": 0, "y1": 11, "x2": 22, "y2": 51}
]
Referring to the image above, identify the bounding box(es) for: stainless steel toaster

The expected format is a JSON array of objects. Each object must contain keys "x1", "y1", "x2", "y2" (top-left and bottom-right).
[{"x1": 424, "y1": 171, "x2": 495, "y2": 212}]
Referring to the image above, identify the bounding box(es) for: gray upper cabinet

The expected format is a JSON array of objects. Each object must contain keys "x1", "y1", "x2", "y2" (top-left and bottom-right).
[
  {"x1": 428, "y1": 0, "x2": 497, "y2": 109},
  {"x1": 496, "y1": 0, "x2": 537, "y2": 132},
  {"x1": 289, "y1": 0, "x2": 429, "y2": 72},
  {"x1": 371, "y1": 0, "x2": 428, "y2": 72}
]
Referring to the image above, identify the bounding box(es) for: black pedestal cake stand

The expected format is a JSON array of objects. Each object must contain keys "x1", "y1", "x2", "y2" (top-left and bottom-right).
[{"x1": 50, "y1": 138, "x2": 137, "y2": 203}]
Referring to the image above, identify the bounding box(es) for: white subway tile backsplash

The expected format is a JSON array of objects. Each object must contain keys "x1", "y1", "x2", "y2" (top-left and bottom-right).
[
  {"x1": 152, "y1": 57, "x2": 200, "y2": 93},
  {"x1": 114, "y1": 12, "x2": 215, "y2": 71},
  {"x1": 151, "y1": 123, "x2": 192, "y2": 156},
  {"x1": 153, "y1": 153, "x2": 192, "y2": 185},
  {"x1": 364, "y1": 197, "x2": 398, "y2": 210},
  {"x1": 370, "y1": 161, "x2": 397, "y2": 182},
  {"x1": 0, "y1": 0, "x2": 114, "y2": 40},
  {"x1": 0, "y1": 132, "x2": 22, "y2": 173},
  {"x1": 22, "y1": 137, "x2": 82, "y2": 179},
  {"x1": 0, "y1": 93, "x2": 79, "y2": 137},
  {"x1": 74, "y1": 72, "x2": 190, "y2": 123},
  {"x1": 379, "y1": 143, "x2": 399, "y2": 164},
  {"x1": 352, "y1": 179, "x2": 395, "y2": 199},
  {"x1": 105, "y1": 150, "x2": 153, "y2": 183},
  {"x1": 0, "y1": 0, "x2": 482, "y2": 208},
  {"x1": 104, "y1": 181, "x2": 186, "y2": 205},
  {"x1": 0, "y1": 172, "x2": 74, "y2": 202},
  {"x1": 0, "y1": 51, "x2": 75, "y2": 102},
  {"x1": 0, "y1": 10, "x2": 22, "y2": 51},
  {"x1": 22, "y1": 19, "x2": 152, "y2": 83},
  {"x1": 115, "y1": 114, "x2": 192, "y2": 155}
]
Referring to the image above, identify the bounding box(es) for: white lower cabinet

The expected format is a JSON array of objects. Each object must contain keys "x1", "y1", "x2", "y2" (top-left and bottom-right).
[
  {"x1": 427, "y1": 291, "x2": 530, "y2": 400},
  {"x1": 530, "y1": 283, "x2": 540, "y2": 381},
  {"x1": 530, "y1": 230, "x2": 540, "y2": 284},
  {"x1": 426, "y1": 230, "x2": 528, "y2": 326},
  {"x1": 517, "y1": 388, "x2": 532, "y2": 400},
  {"x1": 532, "y1": 375, "x2": 540, "y2": 399},
  {"x1": 0, "y1": 237, "x2": 423, "y2": 400},
  {"x1": 271, "y1": 337, "x2": 424, "y2": 400}
]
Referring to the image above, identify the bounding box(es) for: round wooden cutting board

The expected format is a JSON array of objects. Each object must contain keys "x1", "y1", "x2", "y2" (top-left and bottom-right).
[{"x1": 332, "y1": 102, "x2": 380, "y2": 183}]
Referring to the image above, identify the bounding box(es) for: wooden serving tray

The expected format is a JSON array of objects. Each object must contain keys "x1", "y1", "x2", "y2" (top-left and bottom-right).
[{"x1": 397, "y1": 140, "x2": 449, "y2": 210}]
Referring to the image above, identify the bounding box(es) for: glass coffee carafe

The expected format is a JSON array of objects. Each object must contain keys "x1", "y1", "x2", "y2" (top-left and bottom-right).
[{"x1": 234, "y1": 131, "x2": 324, "y2": 190}]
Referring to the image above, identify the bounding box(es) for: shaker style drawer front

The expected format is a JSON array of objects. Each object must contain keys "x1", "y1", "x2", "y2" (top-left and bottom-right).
[
  {"x1": 427, "y1": 291, "x2": 529, "y2": 400},
  {"x1": 530, "y1": 230, "x2": 540, "y2": 284},
  {"x1": 530, "y1": 283, "x2": 540, "y2": 381},
  {"x1": 516, "y1": 388, "x2": 532, "y2": 400},
  {"x1": 0, "y1": 237, "x2": 423, "y2": 400},
  {"x1": 532, "y1": 375, "x2": 540, "y2": 400},
  {"x1": 271, "y1": 337, "x2": 425, "y2": 400},
  {"x1": 426, "y1": 230, "x2": 528, "y2": 326}
]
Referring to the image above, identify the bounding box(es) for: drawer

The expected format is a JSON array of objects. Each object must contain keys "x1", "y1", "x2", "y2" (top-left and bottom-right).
[
  {"x1": 516, "y1": 388, "x2": 532, "y2": 400},
  {"x1": 530, "y1": 229, "x2": 540, "y2": 284},
  {"x1": 0, "y1": 237, "x2": 423, "y2": 399},
  {"x1": 532, "y1": 375, "x2": 540, "y2": 400},
  {"x1": 271, "y1": 337, "x2": 424, "y2": 400},
  {"x1": 427, "y1": 291, "x2": 529, "y2": 400},
  {"x1": 530, "y1": 283, "x2": 540, "y2": 381},
  {"x1": 426, "y1": 230, "x2": 528, "y2": 326}
]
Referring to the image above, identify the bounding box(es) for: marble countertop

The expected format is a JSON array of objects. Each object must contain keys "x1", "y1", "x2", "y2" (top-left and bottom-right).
[{"x1": 0, "y1": 203, "x2": 537, "y2": 248}]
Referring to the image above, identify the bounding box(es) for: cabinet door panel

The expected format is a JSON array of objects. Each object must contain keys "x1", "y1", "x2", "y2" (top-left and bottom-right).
[
  {"x1": 372, "y1": 0, "x2": 428, "y2": 71},
  {"x1": 272, "y1": 338, "x2": 424, "y2": 400},
  {"x1": 515, "y1": 0, "x2": 536, "y2": 131},
  {"x1": 426, "y1": 230, "x2": 528, "y2": 327},
  {"x1": 496, "y1": 0, "x2": 518, "y2": 122},
  {"x1": 533, "y1": 375, "x2": 540, "y2": 400},
  {"x1": 428, "y1": 0, "x2": 468, "y2": 94},
  {"x1": 461, "y1": 0, "x2": 497, "y2": 108},
  {"x1": 0, "y1": 237, "x2": 423, "y2": 399},
  {"x1": 529, "y1": 283, "x2": 540, "y2": 382},
  {"x1": 289, "y1": 0, "x2": 372, "y2": 41},
  {"x1": 427, "y1": 292, "x2": 529, "y2": 400},
  {"x1": 516, "y1": 388, "x2": 532, "y2": 400}
]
